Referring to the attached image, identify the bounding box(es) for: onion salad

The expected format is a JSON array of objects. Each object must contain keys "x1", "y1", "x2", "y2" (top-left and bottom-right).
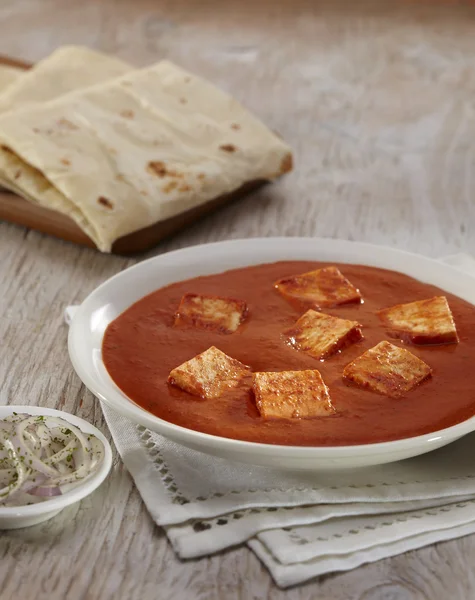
[{"x1": 0, "y1": 413, "x2": 105, "y2": 507}]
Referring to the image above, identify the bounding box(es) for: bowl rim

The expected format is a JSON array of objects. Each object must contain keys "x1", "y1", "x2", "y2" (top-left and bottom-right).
[
  {"x1": 68, "y1": 236, "x2": 475, "y2": 459},
  {"x1": 0, "y1": 405, "x2": 113, "y2": 516}
]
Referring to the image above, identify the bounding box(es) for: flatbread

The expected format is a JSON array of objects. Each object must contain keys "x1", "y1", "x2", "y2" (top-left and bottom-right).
[
  {"x1": 0, "y1": 60, "x2": 292, "y2": 252},
  {"x1": 0, "y1": 47, "x2": 132, "y2": 193},
  {"x1": 0, "y1": 46, "x2": 131, "y2": 113},
  {"x1": 0, "y1": 65, "x2": 22, "y2": 91}
]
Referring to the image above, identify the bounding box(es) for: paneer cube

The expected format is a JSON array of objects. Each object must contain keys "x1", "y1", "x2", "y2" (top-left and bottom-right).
[
  {"x1": 377, "y1": 296, "x2": 458, "y2": 345},
  {"x1": 252, "y1": 370, "x2": 335, "y2": 419},
  {"x1": 174, "y1": 293, "x2": 248, "y2": 334},
  {"x1": 284, "y1": 309, "x2": 363, "y2": 359},
  {"x1": 275, "y1": 266, "x2": 362, "y2": 309},
  {"x1": 343, "y1": 341, "x2": 432, "y2": 398},
  {"x1": 168, "y1": 346, "x2": 251, "y2": 399}
]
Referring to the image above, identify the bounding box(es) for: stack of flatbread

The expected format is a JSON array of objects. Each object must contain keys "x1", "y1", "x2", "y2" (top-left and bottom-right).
[{"x1": 0, "y1": 46, "x2": 292, "y2": 252}]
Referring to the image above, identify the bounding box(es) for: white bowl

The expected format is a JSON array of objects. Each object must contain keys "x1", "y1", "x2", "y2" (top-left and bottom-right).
[
  {"x1": 68, "y1": 237, "x2": 475, "y2": 471},
  {"x1": 0, "y1": 405, "x2": 112, "y2": 529}
]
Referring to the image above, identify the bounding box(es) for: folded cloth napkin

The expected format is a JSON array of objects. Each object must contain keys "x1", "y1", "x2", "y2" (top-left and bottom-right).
[{"x1": 65, "y1": 253, "x2": 475, "y2": 588}]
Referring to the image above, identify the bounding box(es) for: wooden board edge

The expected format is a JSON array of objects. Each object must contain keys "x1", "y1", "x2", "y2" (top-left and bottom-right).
[
  {"x1": 0, "y1": 181, "x2": 268, "y2": 255},
  {"x1": 0, "y1": 55, "x2": 31, "y2": 70}
]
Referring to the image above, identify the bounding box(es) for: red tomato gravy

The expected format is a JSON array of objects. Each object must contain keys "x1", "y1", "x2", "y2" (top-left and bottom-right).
[{"x1": 102, "y1": 262, "x2": 475, "y2": 446}]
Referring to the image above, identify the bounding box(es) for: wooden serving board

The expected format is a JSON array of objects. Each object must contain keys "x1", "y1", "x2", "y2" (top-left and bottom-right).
[{"x1": 0, "y1": 55, "x2": 266, "y2": 254}]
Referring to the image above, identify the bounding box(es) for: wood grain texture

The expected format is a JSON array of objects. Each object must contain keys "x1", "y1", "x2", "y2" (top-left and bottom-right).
[{"x1": 0, "y1": 1, "x2": 475, "y2": 599}]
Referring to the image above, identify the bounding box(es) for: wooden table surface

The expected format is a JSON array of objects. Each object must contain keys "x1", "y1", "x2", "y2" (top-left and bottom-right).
[{"x1": 1, "y1": 1, "x2": 475, "y2": 598}]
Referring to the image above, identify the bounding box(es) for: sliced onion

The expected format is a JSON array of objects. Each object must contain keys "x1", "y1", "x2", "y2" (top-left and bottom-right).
[
  {"x1": 21, "y1": 473, "x2": 48, "y2": 493},
  {"x1": 0, "y1": 438, "x2": 31, "y2": 500},
  {"x1": 29, "y1": 485, "x2": 62, "y2": 497},
  {"x1": 0, "y1": 413, "x2": 104, "y2": 506}
]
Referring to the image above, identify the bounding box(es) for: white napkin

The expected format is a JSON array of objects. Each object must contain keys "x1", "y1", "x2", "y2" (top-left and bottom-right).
[{"x1": 65, "y1": 253, "x2": 475, "y2": 588}]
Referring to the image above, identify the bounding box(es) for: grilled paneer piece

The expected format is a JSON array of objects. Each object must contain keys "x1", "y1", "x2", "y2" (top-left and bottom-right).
[
  {"x1": 168, "y1": 346, "x2": 251, "y2": 398},
  {"x1": 377, "y1": 296, "x2": 458, "y2": 345},
  {"x1": 343, "y1": 341, "x2": 432, "y2": 398},
  {"x1": 175, "y1": 293, "x2": 248, "y2": 334},
  {"x1": 275, "y1": 266, "x2": 362, "y2": 309},
  {"x1": 284, "y1": 309, "x2": 363, "y2": 359},
  {"x1": 252, "y1": 369, "x2": 335, "y2": 419}
]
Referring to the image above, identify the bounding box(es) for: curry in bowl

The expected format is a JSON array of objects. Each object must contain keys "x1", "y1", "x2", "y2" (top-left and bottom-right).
[{"x1": 102, "y1": 261, "x2": 473, "y2": 446}]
